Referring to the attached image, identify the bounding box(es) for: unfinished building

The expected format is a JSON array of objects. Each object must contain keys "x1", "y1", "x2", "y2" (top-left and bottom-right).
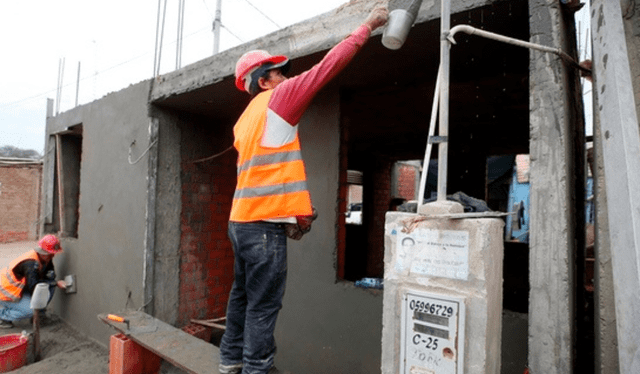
[{"x1": 41, "y1": 0, "x2": 639, "y2": 372}]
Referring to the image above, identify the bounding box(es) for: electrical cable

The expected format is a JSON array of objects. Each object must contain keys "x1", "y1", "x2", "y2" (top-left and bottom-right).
[
  {"x1": 243, "y1": 0, "x2": 281, "y2": 28},
  {"x1": 189, "y1": 145, "x2": 234, "y2": 163},
  {"x1": 128, "y1": 139, "x2": 158, "y2": 165},
  {"x1": 221, "y1": 23, "x2": 244, "y2": 42}
]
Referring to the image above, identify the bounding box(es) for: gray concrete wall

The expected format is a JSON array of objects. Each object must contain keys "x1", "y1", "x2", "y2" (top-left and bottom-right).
[{"x1": 44, "y1": 81, "x2": 153, "y2": 345}]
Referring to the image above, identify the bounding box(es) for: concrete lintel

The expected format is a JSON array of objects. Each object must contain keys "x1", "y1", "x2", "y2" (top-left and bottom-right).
[{"x1": 149, "y1": 0, "x2": 494, "y2": 102}]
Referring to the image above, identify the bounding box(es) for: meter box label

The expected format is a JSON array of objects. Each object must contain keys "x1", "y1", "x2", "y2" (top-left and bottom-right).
[
  {"x1": 400, "y1": 291, "x2": 465, "y2": 374},
  {"x1": 396, "y1": 229, "x2": 469, "y2": 280}
]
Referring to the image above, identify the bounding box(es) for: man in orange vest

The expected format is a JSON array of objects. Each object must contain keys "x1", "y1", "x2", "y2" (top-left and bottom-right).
[
  {"x1": 0, "y1": 235, "x2": 66, "y2": 328},
  {"x1": 219, "y1": 4, "x2": 388, "y2": 373}
]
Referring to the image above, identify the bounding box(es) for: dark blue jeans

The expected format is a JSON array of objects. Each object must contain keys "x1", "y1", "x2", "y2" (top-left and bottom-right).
[{"x1": 220, "y1": 221, "x2": 288, "y2": 374}]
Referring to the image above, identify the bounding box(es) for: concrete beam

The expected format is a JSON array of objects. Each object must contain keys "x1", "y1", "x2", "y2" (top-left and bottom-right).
[
  {"x1": 591, "y1": 1, "x2": 640, "y2": 371},
  {"x1": 149, "y1": 0, "x2": 494, "y2": 102}
]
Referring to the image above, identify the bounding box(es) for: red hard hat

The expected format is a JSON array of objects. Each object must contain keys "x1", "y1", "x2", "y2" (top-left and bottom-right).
[
  {"x1": 235, "y1": 50, "x2": 289, "y2": 92},
  {"x1": 38, "y1": 234, "x2": 63, "y2": 254}
]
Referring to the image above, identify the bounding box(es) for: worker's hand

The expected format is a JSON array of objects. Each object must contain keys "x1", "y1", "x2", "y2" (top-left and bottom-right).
[
  {"x1": 579, "y1": 59, "x2": 592, "y2": 82},
  {"x1": 56, "y1": 280, "x2": 67, "y2": 289},
  {"x1": 364, "y1": 2, "x2": 389, "y2": 32}
]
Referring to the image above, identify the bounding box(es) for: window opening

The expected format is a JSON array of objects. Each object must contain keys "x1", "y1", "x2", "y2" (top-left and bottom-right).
[{"x1": 45, "y1": 125, "x2": 83, "y2": 237}]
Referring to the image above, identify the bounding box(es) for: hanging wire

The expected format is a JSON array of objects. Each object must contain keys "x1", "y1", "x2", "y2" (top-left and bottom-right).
[
  {"x1": 128, "y1": 139, "x2": 158, "y2": 165},
  {"x1": 221, "y1": 23, "x2": 244, "y2": 43},
  {"x1": 243, "y1": 0, "x2": 281, "y2": 28},
  {"x1": 189, "y1": 145, "x2": 234, "y2": 163}
]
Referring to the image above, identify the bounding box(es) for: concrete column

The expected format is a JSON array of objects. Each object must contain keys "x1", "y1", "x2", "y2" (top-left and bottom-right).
[
  {"x1": 590, "y1": 1, "x2": 640, "y2": 371},
  {"x1": 527, "y1": 0, "x2": 584, "y2": 372},
  {"x1": 382, "y1": 212, "x2": 504, "y2": 374},
  {"x1": 150, "y1": 111, "x2": 182, "y2": 325},
  {"x1": 592, "y1": 109, "x2": 619, "y2": 374}
]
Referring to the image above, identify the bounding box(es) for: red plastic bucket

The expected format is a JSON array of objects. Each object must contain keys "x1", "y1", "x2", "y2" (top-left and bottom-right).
[{"x1": 0, "y1": 334, "x2": 28, "y2": 372}]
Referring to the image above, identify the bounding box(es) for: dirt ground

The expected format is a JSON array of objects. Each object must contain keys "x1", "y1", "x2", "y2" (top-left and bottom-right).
[
  {"x1": 4, "y1": 314, "x2": 109, "y2": 374},
  {"x1": 0, "y1": 241, "x2": 188, "y2": 374},
  {"x1": 0, "y1": 241, "x2": 108, "y2": 373}
]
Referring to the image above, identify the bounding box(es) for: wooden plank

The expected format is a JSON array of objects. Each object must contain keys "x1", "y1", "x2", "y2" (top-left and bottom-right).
[{"x1": 99, "y1": 311, "x2": 220, "y2": 374}]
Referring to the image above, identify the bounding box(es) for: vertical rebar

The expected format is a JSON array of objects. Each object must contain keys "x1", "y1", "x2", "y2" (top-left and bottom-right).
[
  {"x1": 214, "y1": 0, "x2": 222, "y2": 54},
  {"x1": 75, "y1": 62, "x2": 81, "y2": 107}
]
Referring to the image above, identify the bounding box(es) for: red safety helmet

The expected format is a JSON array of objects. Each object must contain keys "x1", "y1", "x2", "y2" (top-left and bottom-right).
[
  {"x1": 235, "y1": 50, "x2": 289, "y2": 92},
  {"x1": 38, "y1": 235, "x2": 63, "y2": 254}
]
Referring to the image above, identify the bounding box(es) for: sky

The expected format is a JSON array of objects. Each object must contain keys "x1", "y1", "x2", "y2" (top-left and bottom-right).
[
  {"x1": 0, "y1": 0, "x2": 347, "y2": 155},
  {"x1": 0, "y1": 1, "x2": 592, "y2": 155}
]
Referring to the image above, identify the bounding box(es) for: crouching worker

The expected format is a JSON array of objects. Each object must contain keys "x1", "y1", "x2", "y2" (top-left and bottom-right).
[{"x1": 0, "y1": 235, "x2": 66, "y2": 328}]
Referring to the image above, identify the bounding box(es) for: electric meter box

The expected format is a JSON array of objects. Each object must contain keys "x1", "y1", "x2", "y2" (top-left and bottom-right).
[
  {"x1": 400, "y1": 290, "x2": 465, "y2": 374},
  {"x1": 382, "y1": 212, "x2": 505, "y2": 374}
]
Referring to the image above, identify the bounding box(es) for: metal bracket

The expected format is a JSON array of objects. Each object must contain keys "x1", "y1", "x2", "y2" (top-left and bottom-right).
[{"x1": 428, "y1": 136, "x2": 449, "y2": 144}]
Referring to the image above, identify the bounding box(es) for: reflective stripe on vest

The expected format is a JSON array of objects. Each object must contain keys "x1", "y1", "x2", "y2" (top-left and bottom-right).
[
  {"x1": 236, "y1": 150, "x2": 303, "y2": 174},
  {"x1": 234, "y1": 180, "x2": 308, "y2": 199},
  {"x1": 230, "y1": 90, "x2": 312, "y2": 222},
  {"x1": 0, "y1": 250, "x2": 39, "y2": 302}
]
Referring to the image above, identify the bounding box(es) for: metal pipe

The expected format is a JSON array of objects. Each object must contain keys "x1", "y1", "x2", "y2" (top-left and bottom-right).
[
  {"x1": 437, "y1": 0, "x2": 450, "y2": 201},
  {"x1": 448, "y1": 24, "x2": 588, "y2": 73},
  {"x1": 417, "y1": 64, "x2": 441, "y2": 210}
]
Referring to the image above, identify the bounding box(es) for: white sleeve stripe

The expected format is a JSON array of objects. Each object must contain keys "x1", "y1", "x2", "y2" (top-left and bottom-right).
[{"x1": 262, "y1": 109, "x2": 298, "y2": 148}]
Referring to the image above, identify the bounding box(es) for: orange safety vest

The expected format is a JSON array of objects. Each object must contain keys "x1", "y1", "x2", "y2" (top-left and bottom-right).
[
  {"x1": 0, "y1": 250, "x2": 41, "y2": 302},
  {"x1": 230, "y1": 90, "x2": 313, "y2": 222}
]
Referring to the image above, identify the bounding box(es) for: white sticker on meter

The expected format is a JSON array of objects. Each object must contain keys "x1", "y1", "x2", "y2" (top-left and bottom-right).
[{"x1": 400, "y1": 291, "x2": 465, "y2": 374}]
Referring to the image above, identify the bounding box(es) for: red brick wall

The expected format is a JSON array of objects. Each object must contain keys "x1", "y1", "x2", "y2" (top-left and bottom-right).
[
  {"x1": 396, "y1": 164, "x2": 417, "y2": 200},
  {"x1": 177, "y1": 152, "x2": 236, "y2": 326},
  {"x1": 365, "y1": 159, "x2": 392, "y2": 278},
  {"x1": 0, "y1": 163, "x2": 42, "y2": 243}
]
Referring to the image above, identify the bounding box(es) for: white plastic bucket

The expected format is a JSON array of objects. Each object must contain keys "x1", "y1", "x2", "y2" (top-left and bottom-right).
[
  {"x1": 382, "y1": 9, "x2": 416, "y2": 50},
  {"x1": 30, "y1": 283, "x2": 49, "y2": 310}
]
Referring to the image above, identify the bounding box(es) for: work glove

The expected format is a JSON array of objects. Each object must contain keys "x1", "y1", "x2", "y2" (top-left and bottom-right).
[{"x1": 285, "y1": 207, "x2": 318, "y2": 240}]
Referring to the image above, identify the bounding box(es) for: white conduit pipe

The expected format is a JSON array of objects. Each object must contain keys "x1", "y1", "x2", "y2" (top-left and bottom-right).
[
  {"x1": 417, "y1": 64, "x2": 441, "y2": 211},
  {"x1": 447, "y1": 25, "x2": 588, "y2": 72},
  {"x1": 416, "y1": 24, "x2": 589, "y2": 212}
]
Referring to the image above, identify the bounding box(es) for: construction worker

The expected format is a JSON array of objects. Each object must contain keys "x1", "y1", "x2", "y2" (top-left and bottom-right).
[
  {"x1": 0, "y1": 235, "x2": 66, "y2": 328},
  {"x1": 219, "y1": 3, "x2": 389, "y2": 374}
]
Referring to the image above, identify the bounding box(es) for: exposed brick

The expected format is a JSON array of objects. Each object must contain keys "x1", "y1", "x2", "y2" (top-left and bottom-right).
[
  {"x1": 182, "y1": 323, "x2": 212, "y2": 342},
  {"x1": 178, "y1": 140, "x2": 235, "y2": 326},
  {"x1": 0, "y1": 163, "x2": 42, "y2": 243}
]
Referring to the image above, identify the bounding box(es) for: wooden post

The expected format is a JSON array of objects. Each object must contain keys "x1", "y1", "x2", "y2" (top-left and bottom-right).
[{"x1": 33, "y1": 310, "x2": 41, "y2": 361}]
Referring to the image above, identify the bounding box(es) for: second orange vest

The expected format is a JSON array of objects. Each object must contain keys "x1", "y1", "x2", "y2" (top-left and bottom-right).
[{"x1": 0, "y1": 250, "x2": 41, "y2": 302}]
